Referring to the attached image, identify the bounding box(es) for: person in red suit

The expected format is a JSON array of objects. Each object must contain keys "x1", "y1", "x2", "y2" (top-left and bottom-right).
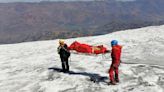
[{"x1": 108, "y1": 40, "x2": 122, "y2": 85}]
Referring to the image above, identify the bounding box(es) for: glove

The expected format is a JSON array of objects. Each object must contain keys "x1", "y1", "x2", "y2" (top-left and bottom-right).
[{"x1": 112, "y1": 64, "x2": 118, "y2": 69}]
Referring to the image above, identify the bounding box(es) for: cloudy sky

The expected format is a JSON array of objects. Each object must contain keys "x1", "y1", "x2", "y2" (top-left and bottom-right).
[{"x1": 0, "y1": 0, "x2": 135, "y2": 3}]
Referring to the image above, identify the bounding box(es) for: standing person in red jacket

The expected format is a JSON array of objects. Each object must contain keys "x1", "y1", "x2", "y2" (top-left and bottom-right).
[{"x1": 108, "y1": 40, "x2": 122, "y2": 85}]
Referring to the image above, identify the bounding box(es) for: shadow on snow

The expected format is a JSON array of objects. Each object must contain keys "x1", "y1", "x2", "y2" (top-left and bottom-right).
[{"x1": 48, "y1": 67, "x2": 108, "y2": 83}]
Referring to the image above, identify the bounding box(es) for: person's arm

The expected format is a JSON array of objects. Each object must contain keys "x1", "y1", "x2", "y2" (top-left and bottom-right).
[
  {"x1": 57, "y1": 46, "x2": 61, "y2": 54},
  {"x1": 111, "y1": 48, "x2": 115, "y2": 59},
  {"x1": 63, "y1": 44, "x2": 70, "y2": 52},
  {"x1": 64, "y1": 44, "x2": 68, "y2": 49}
]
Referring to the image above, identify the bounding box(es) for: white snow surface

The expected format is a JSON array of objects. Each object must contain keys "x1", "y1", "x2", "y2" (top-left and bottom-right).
[{"x1": 0, "y1": 25, "x2": 164, "y2": 92}]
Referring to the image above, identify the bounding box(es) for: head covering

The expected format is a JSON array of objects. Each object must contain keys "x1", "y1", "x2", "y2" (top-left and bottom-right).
[
  {"x1": 59, "y1": 39, "x2": 65, "y2": 45},
  {"x1": 111, "y1": 40, "x2": 118, "y2": 46}
]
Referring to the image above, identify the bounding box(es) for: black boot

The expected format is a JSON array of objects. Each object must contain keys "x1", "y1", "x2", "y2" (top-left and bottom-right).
[
  {"x1": 108, "y1": 80, "x2": 116, "y2": 85},
  {"x1": 115, "y1": 74, "x2": 119, "y2": 83},
  {"x1": 115, "y1": 79, "x2": 119, "y2": 83}
]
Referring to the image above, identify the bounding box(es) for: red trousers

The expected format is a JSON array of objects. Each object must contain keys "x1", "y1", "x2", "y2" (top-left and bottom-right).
[{"x1": 109, "y1": 65, "x2": 119, "y2": 82}]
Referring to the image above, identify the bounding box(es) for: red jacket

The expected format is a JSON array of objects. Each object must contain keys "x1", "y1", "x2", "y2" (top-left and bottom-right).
[{"x1": 111, "y1": 45, "x2": 122, "y2": 67}]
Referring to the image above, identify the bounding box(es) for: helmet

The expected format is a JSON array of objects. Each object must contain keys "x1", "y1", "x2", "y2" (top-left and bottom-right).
[
  {"x1": 59, "y1": 39, "x2": 65, "y2": 44},
  {"x1": 111, "y1": 40, "x2": 118, "y2": 46}
]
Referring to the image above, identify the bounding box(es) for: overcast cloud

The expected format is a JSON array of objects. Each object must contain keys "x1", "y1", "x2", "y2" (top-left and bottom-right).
[{"x1": 0, "y1": 0, "x2": 136, "y2": 3}]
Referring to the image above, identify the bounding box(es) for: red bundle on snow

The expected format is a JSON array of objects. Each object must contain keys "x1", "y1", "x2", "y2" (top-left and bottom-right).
[{"x1": 68, "y1": 41, "x2": 108, "y2": 54}]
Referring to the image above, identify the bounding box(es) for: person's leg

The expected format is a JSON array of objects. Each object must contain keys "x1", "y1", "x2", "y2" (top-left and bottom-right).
[
  {"x1": 61, "y1": 58, "x2": 66, "y2": 72},
  {"x1": 65, "y1": 58, "x2": 69, "y2": 72},
  {"x1": 115, "y1": 67, "x2": 119, "y2": 82},
  {"x1": 109, "y1": 66, "x2": 115, "y2": 84}
]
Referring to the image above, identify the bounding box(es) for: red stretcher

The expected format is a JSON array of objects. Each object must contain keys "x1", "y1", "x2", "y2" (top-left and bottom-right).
[{"x1": 68, "y1": 41, "x2": 110, "y2": 55}]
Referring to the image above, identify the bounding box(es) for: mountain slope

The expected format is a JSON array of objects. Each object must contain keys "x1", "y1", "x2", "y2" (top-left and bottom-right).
[
  {"x1": 0, "y1": 25, "x2": 164, "y2": 92},
  {"x1": 0, "y1": 0, "x2": 164, "y2": 44}
]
